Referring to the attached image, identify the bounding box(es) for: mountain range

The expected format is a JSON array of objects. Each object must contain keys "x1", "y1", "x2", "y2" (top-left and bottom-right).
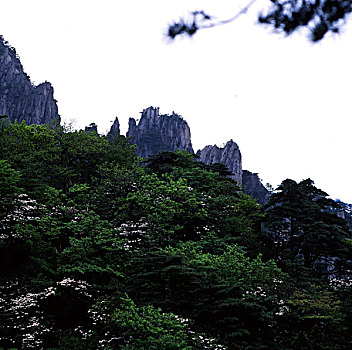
[{"x1": 0, "y1": 35, "x2": 269, "y2": 204}]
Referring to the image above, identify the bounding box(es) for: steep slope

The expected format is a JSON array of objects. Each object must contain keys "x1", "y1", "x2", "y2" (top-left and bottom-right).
[
  {"x1": 126, "y1": 106, "x2": 193, "y2": 158},
  {"x1": 117, "y1": 107, "x2": 269, "y2": 203},
  {"x1": 197, "y1": 140, "x2": 242, "y2": 185},
  {"x1": 0, "y1": 36, "x2": 59, "y2": 125},
  {"x1": 108, "y1": 117, "x2": 120, "y2": 138},
  {"x1": 242, "y1": 170, "x2": 270, "y2": 205}
]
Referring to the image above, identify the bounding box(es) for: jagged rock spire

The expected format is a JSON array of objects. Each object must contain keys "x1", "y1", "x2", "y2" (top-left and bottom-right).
[
  {"x1": 108, "y1": 117, "x2": 120, "y2": 138},
  {"x1": 110, "y1": 107, "x2": 268, "y2": 204},
  {"x1": 126, "y1": 106, "x2": 193, "y2": 158},
  {"x1": 197, "y1": 140, "x2": 242, "y2": 185}
]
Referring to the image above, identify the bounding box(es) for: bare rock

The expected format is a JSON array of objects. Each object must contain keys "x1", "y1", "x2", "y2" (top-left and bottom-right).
[
  {"x1": 108, "y1": 117, "x2": 120, "y2": 137},
  {"x1": 197, "y1": 140, "x2": 242, "y2": 185},
  {"x1": 242, "y1": 170, "x2": 270, "y2": 205},
  {"x1": 0, "y1": 36, "x2": 60, "y2": 125},
  {"x1": 126, "y1": 106, "x2": 193, "y2": 158}
]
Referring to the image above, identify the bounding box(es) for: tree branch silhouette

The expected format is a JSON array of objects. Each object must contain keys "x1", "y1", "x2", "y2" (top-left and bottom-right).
[
  {"x1": 168, "y1": 0, "x2": 352, "y2": 42},
  {"x1": 167, "y1": 0, "x2": 259, "y2": 39}
]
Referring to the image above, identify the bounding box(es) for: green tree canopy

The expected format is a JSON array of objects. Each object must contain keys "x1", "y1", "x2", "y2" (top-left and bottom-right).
[{"x1": 264, "y1": 178, "x2": 352, "y2": 276}]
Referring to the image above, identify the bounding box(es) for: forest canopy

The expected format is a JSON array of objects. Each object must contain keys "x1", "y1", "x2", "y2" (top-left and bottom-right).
[{"x1": 0, "y1": 120, "x2": 352, "y2": 349}]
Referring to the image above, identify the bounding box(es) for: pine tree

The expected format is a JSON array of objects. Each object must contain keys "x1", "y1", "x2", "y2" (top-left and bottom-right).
[{"x1": 265, "y1": 178, "x2": 351, "y2": 277}]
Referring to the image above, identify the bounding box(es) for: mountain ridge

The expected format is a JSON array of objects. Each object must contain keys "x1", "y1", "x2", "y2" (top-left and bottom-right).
[
  {"x1": 0, "y1": 35, "x2": 268, "y2": 204},
  {"x1": 0, "y1": 36, "x2": 60, "y2": 125},
  {"x1": 113, "y1": 107, "x2": 269, "y2": 203}
]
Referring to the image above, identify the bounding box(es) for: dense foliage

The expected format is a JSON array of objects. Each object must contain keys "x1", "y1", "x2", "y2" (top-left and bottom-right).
[
  {"x1": 258, "y1": 0, "x2": 352, "y2": 42},
  {"x1": 0, "y1": 120, "x2": 351, "y2": 349},
  {"x1": 167, "y1": 0, "x2": 352, "y2": 42}
]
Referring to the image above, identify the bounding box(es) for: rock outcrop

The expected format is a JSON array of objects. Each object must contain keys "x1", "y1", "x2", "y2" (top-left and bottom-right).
[
  {"x1": 108, "y1": 117, "x2": 120, "y2": 138},
  {"x1": 0, "y1": 36, "x2": 60, "y2": 125},
  {"x1": 85, "y1": 123, "x2": 98, "y2": 133},
  {"x1": 109, "y1": 107, "x2": 269, "y2": 204},
  {"x1": 126, "y1": 106, "x2": 193, "y2": 158},
  {"x1": 242, "y1": 170, "x2": 270, "y2": 205},
  {"x1": 197, "y1": 140, "x2": 242, "y2": 185}
]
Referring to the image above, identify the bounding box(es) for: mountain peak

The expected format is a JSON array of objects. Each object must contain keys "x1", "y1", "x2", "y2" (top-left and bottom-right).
[
  {"x1": 126, "y1": 106, "x2": 193, "y2": 158},
  {"x1": 197, "y1": 141, "x2": 242, "y2": 185},
  {"x1": 0, "y1": 36, "x2": 60, "y2": 125}
]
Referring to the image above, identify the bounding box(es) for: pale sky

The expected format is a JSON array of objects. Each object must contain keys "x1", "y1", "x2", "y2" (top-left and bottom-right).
[{"x1": 2, "y1": 0, "x2": 352, "y2": 203}]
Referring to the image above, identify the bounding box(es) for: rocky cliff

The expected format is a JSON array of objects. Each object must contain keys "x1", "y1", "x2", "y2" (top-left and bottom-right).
[
  {"x1": 126, "y1": 106, "x2": 193, "y2": 158},
  {"x1": 0, "y1": 36, "x2": 60, "y2": 125},
  {"x1": 115, "y1": 107, "x2": 269, "y2": 203},
  {"x1": 242, "y1": 170, "x2": 270, "y2": 205},
  {"x1": 197, "y1": 140, "x2": 242, "y2": 185},
  {"x1": 108, "y1": 117, "x2": 120, "y2": 138}
]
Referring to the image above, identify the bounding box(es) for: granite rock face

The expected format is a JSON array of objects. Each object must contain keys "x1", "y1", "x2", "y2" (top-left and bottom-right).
[
  {"x1": 108, "y1": 117, "x2": 120, "y2": 138},
  {"x1": 242, "y1": 170, "x2": 270, "y2": 205},
  {"x1": 0, "y1": 36, "x2": 60, "y2": 125},
  {"x1": 111, "y1": 107, "x2": 269, "y2": 204},
  {"x1": 126, "y1": 106, "x2": 193, "y2": 158},
  {"x1": 197, "y1": 140, "x2": 242, "y2": 185}
]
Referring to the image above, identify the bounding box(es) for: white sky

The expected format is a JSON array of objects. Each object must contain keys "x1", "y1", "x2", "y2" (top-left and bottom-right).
[{"x1": 2, "y1": 0, "x2": 352, "y2": 203}]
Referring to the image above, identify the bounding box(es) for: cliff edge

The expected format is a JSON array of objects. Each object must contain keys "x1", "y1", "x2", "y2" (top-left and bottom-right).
[
  {"x1": 126, "y1": 106, "x2": 193, "y2": 158},
  {"x1": 0, "y1": 36, "x2": 60, "y2": 125},
  {"x1": 197, "y1": 140, "x2": 242, "y2": 185}
]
